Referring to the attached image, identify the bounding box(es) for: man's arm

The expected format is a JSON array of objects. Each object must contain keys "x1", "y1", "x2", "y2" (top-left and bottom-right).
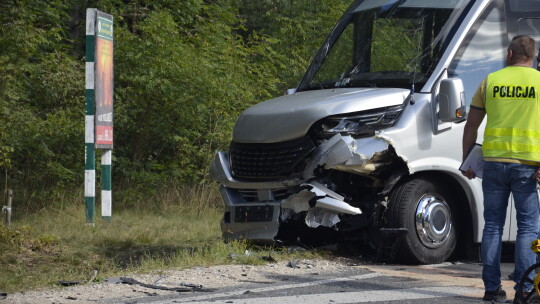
[{"x1": 462, "y1": 107, "x2": 485, "y2": 179}]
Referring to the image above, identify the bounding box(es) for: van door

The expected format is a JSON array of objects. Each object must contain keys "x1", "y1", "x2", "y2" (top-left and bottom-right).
[{"x1": 447, "y1": 0, "x2": 515, "y2": 241}]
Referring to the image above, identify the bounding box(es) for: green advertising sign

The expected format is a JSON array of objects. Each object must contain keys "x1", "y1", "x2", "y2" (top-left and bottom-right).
[{"x1": 97, "y1": 16, "x2": 113, "y2": 41}]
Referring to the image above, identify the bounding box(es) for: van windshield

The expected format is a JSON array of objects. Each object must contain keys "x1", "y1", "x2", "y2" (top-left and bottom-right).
[{"x1": 298, "y1": 0, "x2": 475, "y2": 92}]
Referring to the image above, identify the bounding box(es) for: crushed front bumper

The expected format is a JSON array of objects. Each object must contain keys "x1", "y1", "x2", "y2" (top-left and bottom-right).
[
  {"x1": 218, "y1": 185, "x2": 281, "y2": 242},
  {"x1": 210, "y1": 151, "x2": 302, "y2": 242}
]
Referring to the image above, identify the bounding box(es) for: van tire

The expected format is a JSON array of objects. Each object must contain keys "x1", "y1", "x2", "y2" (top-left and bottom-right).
[{"x1": 387, "y1": 176, "x2": 457, "y2": 264}]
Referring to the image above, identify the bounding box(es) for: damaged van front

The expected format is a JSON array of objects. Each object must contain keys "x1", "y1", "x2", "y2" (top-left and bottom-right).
[{"x1": 210, "y1": 0, "x2": 527, "y2": 264}]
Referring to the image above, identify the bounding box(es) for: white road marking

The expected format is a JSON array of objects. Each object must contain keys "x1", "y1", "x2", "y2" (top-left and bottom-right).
[
  {"x1": 149, "y1": 272, "x2": 384, "y2": 303},
  {"x1": 150, "y1": 286, "x2": 479, "y2": 304},
  {"x1": 422, "y1": 262, "x2": 464, "y2": 268}
]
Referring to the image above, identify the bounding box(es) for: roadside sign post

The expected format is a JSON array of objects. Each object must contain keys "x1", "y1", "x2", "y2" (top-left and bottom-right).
[
  {"x1": 86, "y1": 8, "x2": 114, "y2": 223},
  {"x1": 85, "y1": 9, "x2": 96, "y2": 224},
  {"x1": 94, "y1": 11, "x2": 114, "y2": 221}
]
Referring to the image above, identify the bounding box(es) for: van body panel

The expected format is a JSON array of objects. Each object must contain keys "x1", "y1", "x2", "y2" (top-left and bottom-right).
[{"x1": 233, "y1": 88, "x2": 409, "y2": 143}]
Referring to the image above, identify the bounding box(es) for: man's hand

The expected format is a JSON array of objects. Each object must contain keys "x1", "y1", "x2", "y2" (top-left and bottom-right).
[
  {"x1": 461, "y1": 168, "x2": 476, "y2": 180},
  {"x1": 462, "y1": 108, "x2": 485, "y2": 179},
  {"x1": 533, "y1": 168, "x2": 540, "y2": 185}
]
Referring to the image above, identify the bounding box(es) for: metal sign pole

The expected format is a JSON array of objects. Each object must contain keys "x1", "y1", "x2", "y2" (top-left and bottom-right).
[
  {"x1": 84, "y1": 8, "x2": 97, "y2": 224},
  {"x1": 102, "y1": 150, "x2": 112, "y2": 220}
]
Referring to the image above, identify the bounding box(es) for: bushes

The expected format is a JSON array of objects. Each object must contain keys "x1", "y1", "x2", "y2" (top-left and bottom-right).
[{"x1": 0, "y1": 0, "x2": 350, "y2": 211}]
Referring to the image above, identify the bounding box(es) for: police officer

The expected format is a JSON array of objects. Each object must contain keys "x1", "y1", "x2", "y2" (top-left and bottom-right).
[{"x1": 462, "y1": 35, "x2": 540, "y2": 304}]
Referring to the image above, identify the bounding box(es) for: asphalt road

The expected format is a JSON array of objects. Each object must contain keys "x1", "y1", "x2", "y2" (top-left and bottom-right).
[{"x1": 130, "y1": 260, "x2": 517, "y2": 304}]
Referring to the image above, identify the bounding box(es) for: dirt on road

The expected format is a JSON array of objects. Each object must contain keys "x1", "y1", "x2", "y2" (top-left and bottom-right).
[{"x1": 2, "y1": 258, "x2": 359, "y2": 304}]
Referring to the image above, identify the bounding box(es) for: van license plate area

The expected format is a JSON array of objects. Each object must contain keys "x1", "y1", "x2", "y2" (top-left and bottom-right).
[{"x1": 235, "y1": 206, "x2": 274, "y2": 222}]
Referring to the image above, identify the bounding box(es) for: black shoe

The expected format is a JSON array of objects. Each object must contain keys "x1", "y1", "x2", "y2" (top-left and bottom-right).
[
  {"x1": 514, "y1": 293, "x2": 525, "y2": 304},
  {"x1": 483, "y1": 286, "x2": 506, "y2": 301}
]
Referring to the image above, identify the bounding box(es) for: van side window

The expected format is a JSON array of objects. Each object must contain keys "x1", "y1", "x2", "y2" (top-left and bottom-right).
[{"x1": 448, "y1": 2, "x2": 505, "y2": 107}]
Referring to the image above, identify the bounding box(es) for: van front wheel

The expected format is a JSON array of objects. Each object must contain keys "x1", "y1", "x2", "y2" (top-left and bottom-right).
[{"x1": 386, "y1": 177, "x2": 457, "y2": 264}]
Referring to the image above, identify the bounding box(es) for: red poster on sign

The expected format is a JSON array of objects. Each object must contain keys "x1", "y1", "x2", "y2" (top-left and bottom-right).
[
  {"x1": 95, "y1": 12, "x2": 114, "y2": 149},
  {"x1": 96, "y1": 126, "x2": 113, "y2": 145}
]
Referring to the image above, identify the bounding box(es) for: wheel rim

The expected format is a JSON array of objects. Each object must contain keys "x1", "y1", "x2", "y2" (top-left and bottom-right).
[{"x1": 415, "y1": 194, "x2": 452, "y2": 248}]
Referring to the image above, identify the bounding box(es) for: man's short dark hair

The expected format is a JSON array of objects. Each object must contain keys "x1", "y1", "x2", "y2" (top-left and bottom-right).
[{"x1": 509, "y1": 35, "x2": 536, "y2": 59}]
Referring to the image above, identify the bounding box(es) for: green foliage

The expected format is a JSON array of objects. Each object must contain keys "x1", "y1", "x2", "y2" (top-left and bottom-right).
[
  {"x1": 0, "y1": 225, "x2": 27, "y2": 250},
  {"x1": 0, "y1": 0, "x2": 84, "y2": 207},
  {"x1": 371, "y1": 18, "x2": 424, "y2": 72},
  {"x1": 311, "y1": 24, "x2": 354, "y2": 85},
  {"x1": 0, "y1": 0, "x2": 353, "y2": 210},
  {"x1": 233, "y1": 0, "x2": 351, "y2": 88},
  {"x1": 0, "y1": 225, "x2": 58, "y2": 254}
]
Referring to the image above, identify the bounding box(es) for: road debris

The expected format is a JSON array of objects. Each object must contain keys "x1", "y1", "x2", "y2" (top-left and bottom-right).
[
  {"x1": 229, "y1": 250, "x2": 276, "y2": 262},
  {"x1": 287, "y1": 260, "x2": 300, "y2": 268},
  {"x1": 119, "y1": 277, "x2": 213, "y2": 292},
  {"x1": 88, "y1": 269, "x2": 98, "y2": 283},
  {"x1": 57, "y1": 281, "x2": 80, "y2": 287}
]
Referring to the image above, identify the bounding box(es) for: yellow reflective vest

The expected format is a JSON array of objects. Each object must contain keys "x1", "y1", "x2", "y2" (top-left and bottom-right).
[{"x1": 483, "y1": 66, "x2": 540, "y2": 163}]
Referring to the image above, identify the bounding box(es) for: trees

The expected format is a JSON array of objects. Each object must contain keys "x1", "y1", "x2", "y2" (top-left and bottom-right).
[
  {"x1": 0, "y1": 0, "x2": 351, "y2": 209},
  {"x1": 233, "y1": 0, "x2": 350, "y2": 88},
  {"x1": 0, "y1": 0, "x2": 84, "y2": 207}
]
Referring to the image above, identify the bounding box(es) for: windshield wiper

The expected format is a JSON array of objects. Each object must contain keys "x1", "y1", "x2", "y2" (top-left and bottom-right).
[
  {"x1": 302, "y1": 79, "x2": 339, "y2": 91},
  {"x1": 302, "y1": 83, "x2": 327, "y2": 91},
  {"x1": 344, "y1": 80, "x2": 377, "y2": 88}
]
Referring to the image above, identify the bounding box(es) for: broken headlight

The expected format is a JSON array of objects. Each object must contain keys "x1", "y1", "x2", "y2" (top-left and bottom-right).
[{"x1": 313, "y1": 104, "x2": 405, "y2": 139}]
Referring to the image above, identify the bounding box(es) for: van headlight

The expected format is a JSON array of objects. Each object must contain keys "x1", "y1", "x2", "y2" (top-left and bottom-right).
[{"x1": 313, "y1": 104, "x2": 405, "y2": 138}]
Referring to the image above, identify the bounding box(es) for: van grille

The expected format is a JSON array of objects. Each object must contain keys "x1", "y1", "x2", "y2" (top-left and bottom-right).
[{"x1": 229, "y1": 136, "x2": 316, "y2": 179}]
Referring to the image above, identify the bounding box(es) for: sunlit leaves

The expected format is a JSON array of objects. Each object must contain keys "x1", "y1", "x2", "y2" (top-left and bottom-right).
[{"x1": 0, "y1": 0, "x2": 353, "y2": 208}]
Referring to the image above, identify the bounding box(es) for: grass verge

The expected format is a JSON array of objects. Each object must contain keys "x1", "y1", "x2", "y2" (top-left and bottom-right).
[{"x1": 0, "y1": 184, "x2": 328, "y2": 293}]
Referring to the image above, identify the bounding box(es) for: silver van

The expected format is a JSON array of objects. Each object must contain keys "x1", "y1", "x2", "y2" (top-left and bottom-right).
[{"x1": 210, "y1": 0, "x2": 540, "y2": 264}]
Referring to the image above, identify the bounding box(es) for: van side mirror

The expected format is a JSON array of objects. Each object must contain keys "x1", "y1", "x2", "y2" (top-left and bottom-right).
[{"x1": 438, "y1": 78, "x2": 466, "y2": 122}]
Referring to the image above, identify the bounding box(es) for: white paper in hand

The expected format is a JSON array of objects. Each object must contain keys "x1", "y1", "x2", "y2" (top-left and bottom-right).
[{"x1": 459, "y1": 144, "x2": 484, "y2": 179}]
